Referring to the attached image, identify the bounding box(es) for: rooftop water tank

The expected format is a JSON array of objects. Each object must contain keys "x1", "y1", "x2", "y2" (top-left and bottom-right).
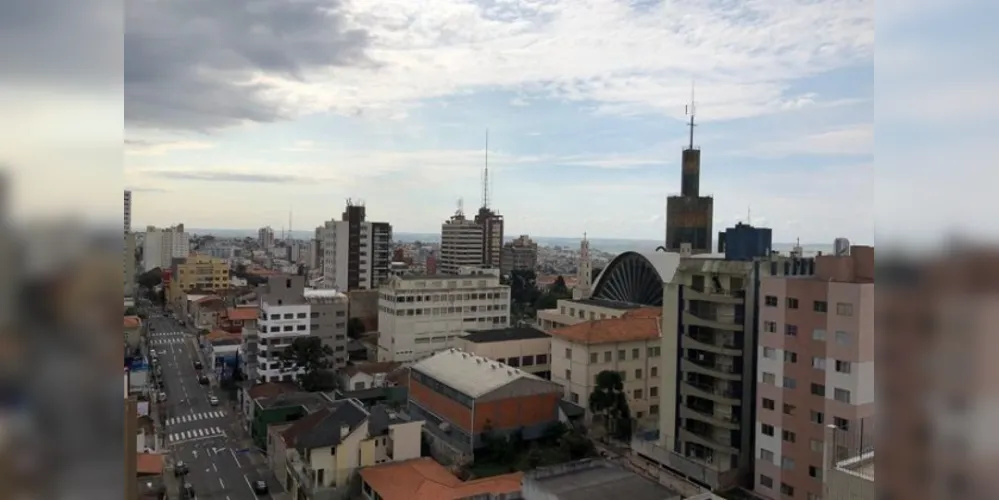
[{"x1": 834, "y1": 238, "x2": 851, "y2": 256}]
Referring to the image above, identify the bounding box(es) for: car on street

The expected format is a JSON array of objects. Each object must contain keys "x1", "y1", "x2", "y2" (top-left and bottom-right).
[
  {"x1": 174, "y1": 461, "x2": 188, "y2": 476},
  {"x1": 182, "y1": 482, "x2": 196, "y2": 499},
  {"x1": 193, "y1": 360, "x2": 203, "y2": 370},
  {"x1": 158, "y1": 392, "x2": 167, "y2": 402},
  {"x1": 208, "y1": 395, "x2": 219, "y2": 406},
  {"x1": 252, "y1": 480, "x2": 268, "y2": 494},
  {"x1": 198, "y1": 374, "x2": 209, "y2": 385}
]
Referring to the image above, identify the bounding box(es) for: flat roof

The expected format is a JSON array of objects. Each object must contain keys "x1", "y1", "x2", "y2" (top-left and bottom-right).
[
  {"x1": 412, "y1": 348, "x2": 541, "y2": 398},
  {"x1": 569, "y1": 298, "x2": 644, "y2": 310},
  {"x1": 527, "y1": 459, "x2": 682, "y2": 500},
  {"x1": 461, "y1": 327, "x2": 550, "y2": 343},
  {"x1": 837, "y1": 451, "x2": 874, "y2": 480}
]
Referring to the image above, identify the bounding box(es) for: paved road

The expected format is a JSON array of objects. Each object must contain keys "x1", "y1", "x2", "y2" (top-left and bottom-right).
[{"x1": 150, "y1": 312, "x2": 284, "y2": 499}]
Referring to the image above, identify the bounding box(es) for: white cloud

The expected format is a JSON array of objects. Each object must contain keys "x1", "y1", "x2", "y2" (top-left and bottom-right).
[
  {"x1": 741, "y1": 123, "x2": 873, "y2": 158},
  {"x1": 125, "y1": 140, "x2": 215, "y2": 156}
]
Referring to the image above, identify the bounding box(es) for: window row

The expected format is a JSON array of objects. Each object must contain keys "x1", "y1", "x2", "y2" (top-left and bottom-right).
[
  {"x1": 761, "y1": 349, "x2": 854, "y2": 373},
  {"x1": 381, "y1": 291, "x2": 507, "y2": 302},
  {"x1": 564, "y1": 346, "x2": 662, "y2": 362},
  {"x1": 759, "y1": 373, "x2": 855, "y2": 403},
  {"x1": 764, "y1": 296, "x2": 855, "y2": 316},
  {"x1": 762, "y1": 323, "x2": 853, "y2": 344}
]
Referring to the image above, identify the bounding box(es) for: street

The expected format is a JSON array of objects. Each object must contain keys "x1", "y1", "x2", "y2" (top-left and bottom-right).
[{"x1": 148, "y1": 312, "x2": 284, "y2": 499}]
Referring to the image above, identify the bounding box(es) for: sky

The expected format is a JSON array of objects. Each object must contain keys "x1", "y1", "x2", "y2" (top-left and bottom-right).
[{"x1": 4, "y1": 0, "x2": 998, "y2": 246}]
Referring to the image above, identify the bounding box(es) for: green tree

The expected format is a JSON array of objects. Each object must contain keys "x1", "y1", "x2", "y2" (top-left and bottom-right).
[
  {"x1": 137, "y1": 268, "x2": 163, "y2": 289},
  {"x1": 124, "y1": 307, "x2": 138, "y2": 316},
  {"x1": 279, "y1": 337, "x2": 336, "y2": 391},
  {"x1": 588, "y1": 370, "x2": 632, "y2": 439},
  {"x1": 550, "y1": 275, "x2": 569, "y2": 296}
]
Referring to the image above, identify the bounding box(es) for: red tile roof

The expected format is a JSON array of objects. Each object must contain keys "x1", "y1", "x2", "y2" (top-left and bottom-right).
[
  {"x1": 225, "y1": 307, "x2": 258, "y2": 321},
  {"x1": 360, "y1": 458, "x2": 522, "y2": 500},
  {"x1": 124, "y1": 316, "x2": 142, "y2": 329},
  {"x1": 136, "y1": 453, "x2": 164, "y2": 475},
  {"x1": 549, "y1": 307, "x2": 662, "y2": 344}
]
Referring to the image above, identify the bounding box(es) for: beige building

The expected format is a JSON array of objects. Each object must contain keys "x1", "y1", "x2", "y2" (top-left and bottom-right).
[
  {"x1": 439, "y1": 210, "x2": 484, "y2": 274},
  {"x1": 537, "y1": 297, "x2": 640, "y2": 330},
  {"x1": 270, "y1": 400, "x2": 423, "y2": 499},
  {"x1": 454, "y1": 326, "x2": 552, "y2": 379},
  {"x1": 500, "y1": 234, "x2": 538, "y2": 274},
  {"x1": 548, "y1": 307, "x2": 664, "y2": 425}
]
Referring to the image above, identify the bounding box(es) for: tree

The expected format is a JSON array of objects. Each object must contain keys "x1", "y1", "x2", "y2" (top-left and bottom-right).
[
  {"x1": 279, "y1": 337, "x2": 336, "y2": 391},
  {"x1": 124, "y1": 307, "x2": 138, "y2": 316},
  {"x1": 137, "y1": 268, "x2": 163, "y2": 289},
  {"x1": 347, "y1": 317, "x2": 367, "y2": 339},
  {"x1": 588, "y1": 370, "x2": 632, "y2": 439},
  {"x1": 550, "y1": 275, "x2": 569, "y2": 296}
]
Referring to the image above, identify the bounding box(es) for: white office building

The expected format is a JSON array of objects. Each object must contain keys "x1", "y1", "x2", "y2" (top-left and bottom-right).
[
  {"x1": 255, "y1": 301, "x2": 311, "y2": 382},
  {"x1": 142, "y1": 224, "x2": 189, "y2": 271},
  {"x1": 439, "y1": 211, "x2": 484, "y2": 274},
  {"x1": 376, "y1": 266, "x2": 511, "y2": 362}
]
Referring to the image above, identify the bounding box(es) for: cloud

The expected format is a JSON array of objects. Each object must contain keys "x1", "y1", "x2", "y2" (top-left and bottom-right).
[
  {"x1": 125, "y1": 139, "x2": 215, "y2": 156},
  {"x1": 145, "y1": 170, "x2": 303, "y2": 184},
  {"x1": 124, "y1": 0, "x2": 373, "y2": 131},
  {"x1": 740, "y1": 123, "x2": 873, "y2": 158}
]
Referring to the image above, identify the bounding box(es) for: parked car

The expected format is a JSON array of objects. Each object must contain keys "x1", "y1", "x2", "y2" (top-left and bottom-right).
[
  {"x1": 208, "y1": 395, "x2": 219, "y2": 406},
  {"x1": 198, "y1": 375, "x2": 209, "y2": 385},
  {"x1": 252, "y1": 480, "x2": 268, "y2": 494},
  {"x1": 158, "y1": 392, "x2": 167, "y2": 402},
  {"x1": 182, "y1": 482, "x2": 196, "y2": 499},
  {"x1": 174, "y1": 461, "x2": 188, "y2": 476},
  {"x1": 193, "y1": 360, "x2": 203, "y2": 370}
]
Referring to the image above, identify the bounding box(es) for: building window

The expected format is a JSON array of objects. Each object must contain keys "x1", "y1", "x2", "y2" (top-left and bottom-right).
[
  {"x1": 786, "y1": 298, "x2": 799, "y2": 309},
  {"x1": 834, "y1": 388, "x2": 852, "y2": 403},
  {"x1": 834, "y1": 417, "x2": 849, "y2": 431},
  {"x1": 836, "y1": 302, "x2": 854, "y2": 316},
  {"x1": 570, "y1": 392, "x2": 579, "y2": 403},
  {"x1": 765, "y1": 295, "x2": 778, "y2": 306},
  {"x1": 522, "y1": 355, "x2": 534, "y2": 366},
  {"x1": 650, "y1": 387, "x2": 658, "y2": 397},
  {"x1": 565, "y1": 369, "x2": 571, "y2": 381},
  {"x1": 536, "y1": 354, "x2": 547, "y2": 364},
  {"x1": 813, "y1": 300, "x2": 828, "y2": 313},
  {"x1": 762, "y1": 398, "x2": 775, "y2": 410},
  {"x1": 650, "y1": 366, "x2": 658, "y2": 377},
  {"x1": 780, "y1": 483, "x2": 794, "y2": 496},
  {"x1": 762, "y1": 372, "x2": 776, "y2": 385},
  {"x1": 617, "y1": 350, "x2": 626, "y2": 360},
  {"x1": 632, "y1": 348, "x2": 640, "y2": 359},
  {"x1": 812, "y1": 328, "x2": 826, "y2": 340},
  {"x1": 785, "y1": 324, "x2": 798, "y2": 336},
  {"x1": 760, "y1": 475, "x2": 774, "y2": 489},
  {"x1": 784, "y1": 351, "x2": 798, "y2": 363},
  {"x1": 564, "y1": 348, "x2": 572, "y2": 359},
  {"x1": 507, "y1": 357, "x2": 520, "y2": 367},
  {"x1": 604, "y1": 351, "x2": 612, "y2": 362},
  {"x1": 809, "y1": 465, "x2": 820, "y2": 478},
  {"x1": 835, "y1": 360, "x2": 852, "y2": 373},
  {"x1": 781, "y1": 457, "x2": 795, "y2": 470},
  {"x1": 782, "y1": 430, "x2": 796, "y2": 443},
  {"x1": 810, "y1": 411, "x2": 824, "y2": 424},
  {"x1": 760, "y1": 449, "x2": 774, "y2": 463},
  {"x1": 590, "y1": 352, "x2": 599, "y2": 363},
  {"x1": 810, "y1": 439, "x2": 823, "y2": 453},
  {"x1": 783, "y1": 376, "x2": 796, "y2": 389},
  {"x1": 650, "y1": 404, "x2": 659, "y2": 414},
  {"x1": 762, "y1": 424, "x2": 775, "y2": 436},
  {"x1": 763, "y1": 347, "x2": 776, "y2": 359},
  {"x1": 811, "y1": 383, "x2": 825, "y2": 396},
  {"x1": 633, "y1": 389, "x2": 642, "y2": 399},
  {"x1": 782, "y1": 403, "x2": 795, "y2": 415},
  {"x1": 812, "y1": 357, "x2": 826, "y2": 370},
  {"x1": 635, "y1": 369, "x2": 643, "y2": 379}
]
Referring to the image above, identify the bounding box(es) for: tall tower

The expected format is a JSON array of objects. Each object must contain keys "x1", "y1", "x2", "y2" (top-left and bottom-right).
[
  {"x1": 573, "y1": 233, "x2": 593, "y2": 300},
  {"x1": 475, "y1": 129, "x2": 504, "y2": 268},
  {"x1": 665, "y1": 83, "x2": 714, "y2": 254}
]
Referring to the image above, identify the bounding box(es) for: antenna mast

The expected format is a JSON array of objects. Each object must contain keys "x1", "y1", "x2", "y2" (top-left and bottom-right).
[
  {"x1": 685, "y1": 81, "x2": 696, "y2": 150},
  {"x1": 457, "y1": 197, "x2": 464, "y2": 217},
  {"x1": 482, "y1": 128, "x2": 490, "y2": 209}
]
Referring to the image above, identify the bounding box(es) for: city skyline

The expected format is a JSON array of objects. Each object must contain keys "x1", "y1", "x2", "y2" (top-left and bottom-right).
[{"x1": 123, "y1": 0, "x2": 874, "y2": 243}]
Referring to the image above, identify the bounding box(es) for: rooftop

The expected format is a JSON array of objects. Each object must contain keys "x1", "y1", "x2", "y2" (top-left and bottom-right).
[
  {"x1": 205, "y1": 329, "x2": 241, "y2": 344},
  {"x1": 225, "y1": 307, "x2": 258, "y2": 321},
  {"x1": 124, "y1": 316, "x2": 142, "y2": 329},
  {"x1": 136, "y1": 452, "x2": 165, "y2": 476},
  {"x1": 412, "y1": 348, "x2": 545, "y2": 398},
  {"x1": 281, "y1": 398, "x2": 369, "y2": 450},
  {"x1": 549, "y1": 307, "x2": 662, "y2": 345},
  {"x1": 359, "y1": 457, "x2": 522, "y2": 500},
  {"x1": 837, "y1": 451, "x2": 874, "y2": 480},
  {"x1": 524, "y1": 458, "x2": 682, "y2": 500},
  {"x1": 569, "y1": 298, "x2": 644, "y2": 310},
  {"x1": 256, "y1": 391, "x2": 334, "y2": 411},
  {"x1": 461, "y1": 326, "x2": 550, "y2": 343},
  {"x1": 342, "y1": 361, "x2": 404, "y2": 377},
  {"x1": 303, "y1": 288, "x2": 347, "y2": 300}
]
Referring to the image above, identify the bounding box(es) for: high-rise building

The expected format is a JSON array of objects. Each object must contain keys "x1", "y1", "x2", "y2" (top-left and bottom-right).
[
  {"x1": 572, "y1": 234, "x2": 592, "y2": 300},
  {"x1": 124, "y1": 190, "x2": 135, "y2": 296},
  {"x1": 474, "y1": 206, "x2": 504, "y2": 268},
  {"x1": 665, "y1": 93, "x2": 713, "y2": 254},
  {"x1": 320, "y1": 200, "x2": 392, "y2": 291},
  {"x1": 124, "y1": 190, "x2": 131, "y2": 234},
  {"x1": 440, "y1": 206, "x2": 484, "y2": 275},
  {"x1": 500, "y1": 234, "x2": 538, "y2": 274},
  {"x1": 258, "y1": 226, "x2": 275, "y2": 250},
  {"x1": 753, "y1": 245, "x2": 874, "y2": 500},
  {"x1": 142, "y1": 224, "x2": 189, "y2": 271}
]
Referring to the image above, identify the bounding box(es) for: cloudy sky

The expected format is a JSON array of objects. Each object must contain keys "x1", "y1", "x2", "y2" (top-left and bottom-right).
[{"x1": 8, "y1": 0, "x2": 996, "y2": 245}]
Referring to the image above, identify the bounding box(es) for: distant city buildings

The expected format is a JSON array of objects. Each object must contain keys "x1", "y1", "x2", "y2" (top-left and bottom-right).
[
  {"x1": 124, "y1": 190, "x2": 135, "y2": 296},
  {"x1": 440, "y1": 208, "x2": 484, "y2": 275},
  {"x1": 258, "y1": 226, "x2": 274, "y2": 250},
  {"x1": 500, "y1": 234, "x2": 538, "y2": 274},
  {"x1": 142, "y1": 223, "x2": 189, "y2": 271},
  {"x1": 319, "y1": 200, "x2": 392, "y2": 291}
]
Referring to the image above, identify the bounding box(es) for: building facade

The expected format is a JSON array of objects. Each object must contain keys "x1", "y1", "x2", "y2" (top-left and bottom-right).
[
  {"x1": 376, "y1": 267, "x2": 511, "y2": 362},
  {"x1": 665, "y1": 121, "x2": 713, "y2": 254},
  {"x1": 439, "y1": 211, "x2": 484, "y2": 275},
  {"x1": 474, "y1": 206, "x2": 504, "y2": 269},
  {"x1": 143, "y1": 224, "x2": 189, "y2": 271},
  {"x1": 753, "y1": 246, "x2": 874, "y2": 500},
  {"x1": 454, "y1": 326, "x2": 552, "y2": 379},
  {"x1": 167, "y1": 255, "x2": 230, "y2": 304},
  {"x1": 500, "y1": 234, "x2": 538, "y2": 274},
  {"x1": 320, "y1": 201, "x2": 392, "y2": 291},
  {"x1": 259, "y1": 226, "x2": 275, "y2": 250}
]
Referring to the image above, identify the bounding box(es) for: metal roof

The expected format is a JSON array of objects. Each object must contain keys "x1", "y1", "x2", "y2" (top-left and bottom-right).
[{"x1": 411, "y1": 348, "x2": 541, "y2": 398}]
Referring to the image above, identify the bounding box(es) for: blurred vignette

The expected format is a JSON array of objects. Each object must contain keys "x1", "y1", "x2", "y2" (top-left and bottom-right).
[{"x1": 0, "y1": 0, "x2": 124, "y2": 498}]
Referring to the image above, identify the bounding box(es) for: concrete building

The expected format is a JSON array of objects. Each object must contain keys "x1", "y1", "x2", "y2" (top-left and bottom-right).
[
  {"x1": 167, "y1": 255, "x2": 229, "y2": 304},
  {"x1": 142, "y1": 224, "x2": 189, "y2": 271},
  {"x1": 549, "y1": 307, "x2": 664, "y2": 425},
  {"x1": 501, "y1": 234, "x2": 538, "y2": 274},
  {"x1": 522, "y1": 459, "x2": 693, "y2": 500},
  {"x1": 474, "y1": 206, "x2": 504, "y2": 269},
  {"x1": 258, "y1": 226, "x2": 275, "y2": 250},
  {"x1": 320, "y1": 200, "x2": 393, "y2": 291},
  {"x1": 439, "y1": 209, "x2": 484, "y2": 275},
  {"x1": 753, "y1": 246, "x2": 874, "y2": 500},
  {"x1": 822, "y1": 424, "x2": 874, "y2": 500},
  {"x1": 376, "y1": 267, "x2": 511, "y2": 362},
  {"x1": 124, "y1": 190, "x2": 135, "y2": 296},
  {"x1": 454, "y1": 326, "x2": 552, "y2": 379},
  {"x1": 665, "y1": 108, "x2": 713, "y2": 255},
  {"x1": 124, "y1": 189, "x2": 131, "y2": 233},
  {"x1": 572, "y1": 235, "x2": 593, "y2": 300},
  {"x1": 360, "y1": 457, "x2": 523, "y2": 500},
  {"x1": 272, "y1": 400, "x2": 423, "y2": 499},
  {"x1": 247, "y1": 275, "x2": 349, "y2": 383},
  {"x1": 408, "y1": 348, "x2": 563, "y2": 464}
]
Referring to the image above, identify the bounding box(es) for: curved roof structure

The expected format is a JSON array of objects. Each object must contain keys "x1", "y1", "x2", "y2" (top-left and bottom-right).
[{"x1": 589, "y1": 251, "x2": 681, "y2": 306}]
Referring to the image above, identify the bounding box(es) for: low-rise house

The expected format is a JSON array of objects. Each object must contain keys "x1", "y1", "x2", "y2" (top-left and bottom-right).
[
  {"x1": 339, "y1": 361, "x2": 404, "y2": 391},
  {"x1": 239, "y1": 382, "x2": 300, "y2": 425},
  {"x1": 217, "y1": 306, "x2": 258, "y2": 333},
  {"x1": 408, "y1": 348, "x2": 564, "y2": 465},
  {"x1": 124, "y1": 315, "x2": 142, "y2": 353},
  {"x1": 193, "y1": 296, "x2": 226, "y2": 330},
  {"x1": 203, "y1": 330, "x2": 241, "y2": 378},
  {"x1": 251, "y1": 391, "x2": 336, "y2": 450},
  {"x1": 454, "y1": 326, "x2": 552, "y2": 379},
  {"x1": 271, "y1": 400, "x2": 423, "y2": 499},
  {"x1": 359, "y1": 457, "x2": 523, "y2": 500}
]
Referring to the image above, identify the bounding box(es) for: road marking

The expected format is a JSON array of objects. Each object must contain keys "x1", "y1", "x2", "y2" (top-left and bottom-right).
[
  {"x1": 230, "y1": 447, "x2": 241, "y2": 467},
  {"x1": 212, "y1": 462, "x2": 218, "y2": 472},
  {"x1": 219, "y1": 478, "x2": 226, "y2": 488},
  {"x1": 242, "y1": 474, "x2": 259, "y2": 499}
]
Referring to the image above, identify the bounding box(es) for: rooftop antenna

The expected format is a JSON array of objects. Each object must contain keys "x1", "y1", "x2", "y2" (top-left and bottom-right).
[
  {"x1": 288, "y1": 209, "x2": 293, "y2": 240},
  {"x1": 685, "y1": 80, "x2": 697, "y2": 150},
  {"x1": 482, "y1": 128, "x2": 490, "y2": 209},
  {"x1": 747, "y1": 206, "x2": 751, "y2": 225},
  {"x1": 457, "y1": 197, "x2": 464, "y2": 217}
]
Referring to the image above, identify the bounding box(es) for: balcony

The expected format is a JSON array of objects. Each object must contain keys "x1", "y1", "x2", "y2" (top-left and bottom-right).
[
  {"x1": 681, "y1": 357, "x2": 741, "y2": 381},
  {"x1": 680, "y1": 405, "x2": 741, "y2": 430},
  {"x1": 685, "y1": 287, "x2": 746, "y2": 305},
  {"x1": 680, "y1": 380, "x2": 740, "y2": 404},
  {"x1": 679, "y1": 427, "x2": 739, "y2": 455},
  {"x1": 682, "y1": 310, "x2": 743, "y2": 331},
  {"x1": 683, "y1": 333, "x2": 742, "y2": 357}
]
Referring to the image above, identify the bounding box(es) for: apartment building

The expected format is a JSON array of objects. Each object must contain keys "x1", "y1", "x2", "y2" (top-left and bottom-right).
[
  {"x1": 124, "y1": 190, "x2": 135, "y2": 296},
  {"x1": 258, "y1": 226, "x2": 275, "y2": 250},
  {"x1": 408, "y1": 348, "x2": 563, "y2": 464},
  {"x1": 320, "y1": 201, "x2": 392, "y2": 291},
  {"x1": 376, "y1": 267, "x2": 511, "y2": 362},
  {"x1": 167, "y1": 254, "x2": 230, "y2": 304},
  {"x1": 549, "y1": 307, "x2": 664, "y2": 425},
  {"x1": 439, "y1": 210, "x2": 483, "y2": 274},
  {"x1": 142, "y1": 224, "x2": 189, "y2": 271},
  {"x1": 474, "y1": 206, "x2": 504, "y2": 269},
  {"x1": 500, "y1": 234, "x2": 538, "y2": 274},
  {"x1": 754, "y1": 245, "x2": 874, "y2": 500},
  {"x1": 822, "y1": 424, "x2": 874, "y2": 500},
  {"x1": 125, "y1": 393, "x2": 138, "y2": 500},
  {"x1": 454, "y1": 326, "x2": 552, "y2": 379},
  {"x1": 247, "y1": 275, "x2": 349, "y2": 383}
]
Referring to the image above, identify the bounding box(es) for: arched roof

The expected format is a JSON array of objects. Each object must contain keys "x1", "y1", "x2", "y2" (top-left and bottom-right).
[{"x1": 589, "y1": 251, "x2": 681, "y2": 306}]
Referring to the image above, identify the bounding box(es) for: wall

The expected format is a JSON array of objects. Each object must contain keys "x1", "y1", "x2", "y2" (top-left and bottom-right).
[
  {"x1": 389, "y1": 421, "x2": 423, "y2": 461},
  {"x1": 348, "y1": 289, "x2": 379, "y2": 319},
  {"x1": 454, "y1": 336, "x2": 552, "y2": 377},
  {"x1": 472, "y1": 392, "x2": 560, "y2": 434},
  {"x1": 267, "y1": 424, "x2": 293, "y2": 487},
  {"x1": 409, "y1": 378, "x2": 473, "y2": 431}
]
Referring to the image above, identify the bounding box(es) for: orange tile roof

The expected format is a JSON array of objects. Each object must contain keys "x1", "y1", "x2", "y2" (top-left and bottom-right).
[
  {"x1": 124, "y1": 316, "x2": 142, "y2": 329},
  {"x1": 205, "y1": 329, "x2": 241, "y2": 343},
  {"x1": 549, "y1": 307, "x2": 662, "y2": 345},
  {"x1": 194, "y1": 295, "x2": 223, "y2": 304},
  {"x1": 359, "y1": 458, "x2": 522, "y2": 500},
  {"x1": 226, "y1": 307, "x2": 258, "y2": 321},
  {"x1": 136, "y1": 452, "x2": 164, "y2": 475}
]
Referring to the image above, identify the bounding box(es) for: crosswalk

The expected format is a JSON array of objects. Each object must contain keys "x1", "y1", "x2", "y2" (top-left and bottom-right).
[
  {"x1": 169, "y1": 426, "x2": 225, "y2": 443},
  {"x1": 151, "y1": 338, "x2": 184, "y2": 345},
  {"x1": 166, "y1": 411, "x2": 226, "y2": 426}
]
